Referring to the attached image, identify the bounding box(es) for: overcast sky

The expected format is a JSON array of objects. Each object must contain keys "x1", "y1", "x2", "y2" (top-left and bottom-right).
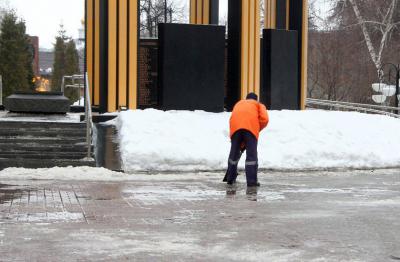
[
  {"x1": 8, "y1": 0, "x2": 84, "y2": 49},
  {"x1": 7, "y1": 0, "x2": 329, "y2": 50}
]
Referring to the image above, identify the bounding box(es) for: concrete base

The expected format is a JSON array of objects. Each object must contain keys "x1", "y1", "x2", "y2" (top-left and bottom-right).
[{"x1": 4, "y1": 91, "x2": 70, "y2": 113}]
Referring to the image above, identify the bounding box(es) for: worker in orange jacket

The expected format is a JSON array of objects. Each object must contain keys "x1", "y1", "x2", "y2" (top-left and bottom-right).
[{"x1": 225, "y1": 92, "x2": 269, "y2": 187}]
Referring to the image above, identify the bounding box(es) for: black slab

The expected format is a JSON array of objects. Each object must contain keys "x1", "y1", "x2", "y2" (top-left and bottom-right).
[
  {"x1": 4, "y1": 91, "x2": 70, "y2": 114},
  {"x1": 158, "y1": 23, "x2": 225, "y2": 112},
  {"x1": 261, "y1": 29, "x2": 299, "y2": 110}
]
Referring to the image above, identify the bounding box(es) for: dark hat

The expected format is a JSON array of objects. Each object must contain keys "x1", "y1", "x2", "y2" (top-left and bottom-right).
[{"x1": 246, "y1": 92, "x2": 258, "y2": 101}]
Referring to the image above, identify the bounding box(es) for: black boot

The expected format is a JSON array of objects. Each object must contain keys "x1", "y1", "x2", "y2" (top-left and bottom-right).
[{"x1": 247, "y1": 181, "x2": 260, "y2": 187}]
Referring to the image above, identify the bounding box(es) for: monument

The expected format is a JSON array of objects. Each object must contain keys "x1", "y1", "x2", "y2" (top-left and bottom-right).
[{"x1": 4, "y1": 91, "x2": 70, "y2": 114}]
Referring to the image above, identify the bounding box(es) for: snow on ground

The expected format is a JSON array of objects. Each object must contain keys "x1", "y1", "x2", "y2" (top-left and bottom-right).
[{"x1": 114, "y1": 109, "x2": 400, "y2": 172}]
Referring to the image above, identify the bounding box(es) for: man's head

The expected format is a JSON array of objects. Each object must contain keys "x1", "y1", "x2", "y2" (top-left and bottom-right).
[{"x1": 246, "y1": 92, "x2": 258, "y2": 101}]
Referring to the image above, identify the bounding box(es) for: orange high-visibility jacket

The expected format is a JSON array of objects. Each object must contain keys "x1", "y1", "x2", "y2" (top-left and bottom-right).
[{"x1": 229, "y1": 99, "x2": 269, "y2": 139}]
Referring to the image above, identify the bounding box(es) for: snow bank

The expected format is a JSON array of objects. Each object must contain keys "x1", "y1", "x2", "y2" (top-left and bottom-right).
[{"x1": 116, "y1": 109, "x2": 400, "y2": 172}]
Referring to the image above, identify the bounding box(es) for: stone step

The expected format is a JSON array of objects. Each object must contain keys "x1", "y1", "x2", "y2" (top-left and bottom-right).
[
  {"x1": 0, "y1": 137, "x2": 87, "y2": 144},
  {"x1": 0, "y1": 151, "x2": 89, "y2": 160},
  {"x1": 0, "y1": 127, "x2": 86, "y2": 132},
  {"x1": 0, "y1": 120, "x2": 86, "y2": 127},
  {"x1": 0, "y1": 129, "x2": 87, "y2": 138},
  {"x1": 0, "y1": 144, "x2": 92, "y2": 152},
  {"x1": 0, "y1": 158, "x2": 96, "y2": 169}
]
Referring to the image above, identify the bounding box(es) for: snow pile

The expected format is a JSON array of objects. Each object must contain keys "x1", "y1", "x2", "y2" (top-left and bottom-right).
[{"x1": 116, "y1": 109, "x2": 400, "y2": 172}]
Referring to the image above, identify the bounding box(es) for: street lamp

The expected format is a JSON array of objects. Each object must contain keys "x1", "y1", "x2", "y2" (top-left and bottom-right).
[{"x1": 376, "y1": 63, "x2": 400, "y2": 108}]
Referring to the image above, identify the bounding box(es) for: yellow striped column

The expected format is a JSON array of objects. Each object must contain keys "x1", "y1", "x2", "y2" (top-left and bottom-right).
[
  {"x1": 86, "y1": 0, "x2": 94, "y2": 104},
  {"x1": 86, "y1": 0, "x2": 139, "y2": 112},
  {"x1": 265, "y1": 0, "x2": 290, "y2": 30},
  {"x1": 264, "y1": 0, "x2": 276, "y2": 29},
  {"x1": 190, "y1": 0, "x2": 209, "y2": 24},
  {"x1": 227, "y1": 0, "x2": 262, "y2": 109},
  {"x1": 190, "y1": 0, "x2": 219, "y2": 25},
  {"x1": 240, "y1": 0, "x2": 261, "y2": 99}
]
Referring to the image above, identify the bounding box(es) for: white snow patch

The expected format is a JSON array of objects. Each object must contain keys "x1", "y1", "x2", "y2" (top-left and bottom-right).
[
  {"x1": 257, "y1": 191, "x2": 286, "y2": 201},
  {"x1": 124, "y1": 185, "x2": 226, "y2": 203},
  {"x1": 115, "y1": 109, "x2": 400, "y2": 172},
  {"x1": 276, "y1": 211, "x2": 336, "y2": 219},
  {"x1": 332, "y1": 198, "x2": 400, "y2": 206},
  {"x1": 66, "y1": 230, "x2": 303, "y2": 261}
]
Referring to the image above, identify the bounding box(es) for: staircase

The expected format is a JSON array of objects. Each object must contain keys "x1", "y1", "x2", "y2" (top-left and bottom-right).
[{"x1": 0, "y1": 121, "x2": 95, "y2": 169}]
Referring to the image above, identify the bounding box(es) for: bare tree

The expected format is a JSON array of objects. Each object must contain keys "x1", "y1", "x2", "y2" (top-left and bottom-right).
[
  {"x1": 336, "y1": 0, "x2": 399, "y2": 71},
  {"x1": 140, "y1": 0, "x2": 186, "y2": 38}
]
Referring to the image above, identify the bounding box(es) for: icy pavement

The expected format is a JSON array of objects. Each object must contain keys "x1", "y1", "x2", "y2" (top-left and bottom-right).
[{"x1": 0, "y1": 169, "x2": 400, "y2": 261}]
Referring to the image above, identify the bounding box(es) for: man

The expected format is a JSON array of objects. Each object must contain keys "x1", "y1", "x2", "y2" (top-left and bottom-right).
[{"x1": 225, "y1": 92, "x2": 269, "y2": 187}]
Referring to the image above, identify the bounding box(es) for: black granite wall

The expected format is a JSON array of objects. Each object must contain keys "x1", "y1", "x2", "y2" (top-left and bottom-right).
[
  {"x1": 158, "y1": 23, "x2": 225, "y2": 112},
  {"x1": 261, "y1": 29, "x2": 299, "y2": 110}
]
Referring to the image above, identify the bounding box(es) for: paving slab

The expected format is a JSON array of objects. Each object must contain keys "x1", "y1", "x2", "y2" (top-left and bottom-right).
[{"x1": 0, "y1": 169, "x2": 399, "y2": 261}]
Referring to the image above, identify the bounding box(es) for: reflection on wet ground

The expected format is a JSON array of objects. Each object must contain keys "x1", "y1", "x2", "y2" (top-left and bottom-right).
[
  {"x1": 0, "y1": 184, "x2": 31, "y2": 205},
  {"x1": 0, "y1": 169, "x2": 400, "y2": 261}
]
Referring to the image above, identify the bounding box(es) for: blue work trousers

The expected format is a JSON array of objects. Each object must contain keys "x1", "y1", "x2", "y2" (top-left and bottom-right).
[{"x1": 226, "y1": 129, "x2": 258, "y2": 186}]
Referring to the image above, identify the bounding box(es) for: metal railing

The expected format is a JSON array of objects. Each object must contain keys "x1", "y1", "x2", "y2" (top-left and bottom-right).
[
  {"x1": 61, "y1": 74, "x2": 85, "y2": 105},
  {"x1": 0, "y1": 75, "x2": 2, "y2": 106},
  {"x1": 307, "y1": 98, "x2": 400, "y2": 112},
  {"x1": 306, "y1": 98, "x2": 400, "y2": 119},
  {"x1": 84, "y1": 72, "x2": 93, "y2": 159}
]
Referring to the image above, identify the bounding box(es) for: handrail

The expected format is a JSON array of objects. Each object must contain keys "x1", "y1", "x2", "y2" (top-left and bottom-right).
[
  {"x1": 61, "y1": 74, "x2": 84, "y2": 94},
  {"x1": 84, "y1": 72, "x2": 93, "y2": 159},
  {"x1": 306, "y1": 99, "x2": 400, "y2": 118},
  {"x1": 307, "y1": 98, "x2": 400, "y2": 112}
]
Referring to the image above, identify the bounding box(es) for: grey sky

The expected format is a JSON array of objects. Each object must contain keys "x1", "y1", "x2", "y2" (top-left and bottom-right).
[{"x1": 9, "y1": 0, "x2": 84, "y2": 49}]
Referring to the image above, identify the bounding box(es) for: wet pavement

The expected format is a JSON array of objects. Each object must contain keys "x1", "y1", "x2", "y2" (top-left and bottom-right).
[{"x1": 0, "y1": 169, "x2": 400, "y2": 261}]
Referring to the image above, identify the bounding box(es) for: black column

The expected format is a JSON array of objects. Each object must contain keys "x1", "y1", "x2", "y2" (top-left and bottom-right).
[
  {"x1": 99, "y1": 0, "x2": 108, "y2": 113},
  {"x1": 210, "y1": 0, "x2": 219, "y2": 25},
  {"x1": 289, "y1": 0, "x2": 305, "y2": 108},
  {"x1": 276, "y1": 0, "x2": 287, "y2": 29},
  {"x1": 227, "y1": 0, "x2": 241, "y2": 110}
]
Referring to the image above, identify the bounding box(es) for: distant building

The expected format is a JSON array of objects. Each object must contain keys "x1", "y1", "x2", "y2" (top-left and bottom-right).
[
  {"x1": 0, "y1": 8, "x2": 7, "y2": 27},
  {"x1": 39, "y1": 50, "x2": 54, "y2": 77},
  {"x1": 30, "y1": 36, "x2": 39, "y2": 76}
]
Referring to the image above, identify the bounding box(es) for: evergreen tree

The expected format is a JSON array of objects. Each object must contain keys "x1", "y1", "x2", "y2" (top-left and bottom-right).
[
  {"x1": 64, "y1": 40, "x2": 80, "y2": 102},
  {"x1": 51, "y1": 24, "x2": 68, "y2": 92},
  {"x1": 0, "y1": 12, "x2": 34, "y2": 98},
  {"x1": 51, "y1": 36, "x2": 65, "y2": 91}
]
